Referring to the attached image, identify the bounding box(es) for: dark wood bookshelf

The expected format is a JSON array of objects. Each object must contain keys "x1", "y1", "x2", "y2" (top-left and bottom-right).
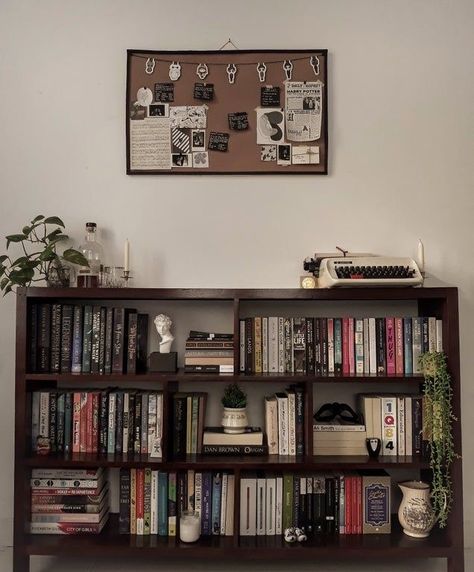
[{"x1": 13, "y1": 287, "x2": 464, "y2": 571}]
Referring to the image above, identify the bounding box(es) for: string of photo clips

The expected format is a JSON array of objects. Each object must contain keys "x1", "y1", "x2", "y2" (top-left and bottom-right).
[{"x1": 140, "y1": 55, "x2": 321, "y2": 83}]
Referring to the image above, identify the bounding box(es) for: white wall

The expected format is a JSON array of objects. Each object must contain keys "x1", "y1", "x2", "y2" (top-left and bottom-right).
[{"x1": 0, "y1": 0, "x2": 473, "y2": 569}]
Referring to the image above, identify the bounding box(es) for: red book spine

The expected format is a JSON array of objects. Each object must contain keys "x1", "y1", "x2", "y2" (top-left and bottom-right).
[
  {"x1": 79, "y1": 392, "x2": 88, "y2": 453},
  {"x1": 348, "y1": 318, "x2": 355, "y2": 375},
  {"x1": 386, "y1": 318, "x2": 396, "y2": 375},
  {"x1": 136, "y1": 468, "x2": 144, "y2": 534},
  {"x1": 86, "y1": 393, "x2": 93, "y2": 453},
  {"x1": 72, "y1": 393, "x2": 81, "y2": 454},
  {"x1": 352, "y1": 475, "x2": 358, "y2": 535},
  {"x1": 342, "y1": 318, "x2": 350, "y2": 375},
  {"x1": 92, "y1": 392, "x2": 99, "y2": 453},
  {"x1": 395, "y1": 317, "x2": 404, "y2": 374},
  {"x1": 347, "y1": 476, "x2": 352, "y2": 534},
  {"x1": 357, "y1": 476, "x2": 362, "y2": 534}
]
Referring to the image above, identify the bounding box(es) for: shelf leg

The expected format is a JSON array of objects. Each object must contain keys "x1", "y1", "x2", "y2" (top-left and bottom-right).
[
  {"x1": 13, "y1": 548, "x2": 29, "y2": 572},
  {"x1": 447, "y1": 554, "x2": 464, "y2": 572}
]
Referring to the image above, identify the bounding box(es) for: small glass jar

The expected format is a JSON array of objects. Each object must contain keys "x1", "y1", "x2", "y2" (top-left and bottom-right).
[
  {"x1": 179, "y1": 510, "x2": 200, "y2": 543},
  {"x1": 102, "y1": 266, "x2": 126, "y2": 288}
]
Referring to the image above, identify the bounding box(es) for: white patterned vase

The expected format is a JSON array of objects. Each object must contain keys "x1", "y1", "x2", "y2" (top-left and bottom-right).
[
  {"x1": 221, "y1": 407, "x2": 248, "y2": 434},
  {"x1": 398, "y1": 481, "x2": 437, "y2": 538}
]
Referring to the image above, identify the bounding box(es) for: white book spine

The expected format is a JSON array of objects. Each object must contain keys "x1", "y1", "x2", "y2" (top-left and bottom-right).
[
  {"x1": 355, "y1": 318, "x2": 364, "y2": 374},
  {"x1": 256, "y1": 477, "x2": 266, "y2": 535},
  {"x1": 239, "y1": 477, "x2": 256, "y2": 536},
  {"x1": 405, "y1": 397, "x2": 413, "y2": 456},
  {"x1": 287, "y1": 392, "x2": 296, "y2": 456},
  {"x1": 31, "y1": 392, "x2": 40, "y2": 449},
  {"x1": 220, "y1": 474, "x2": 228, "y2": 535},
  {"x1": 363, "y1": 318, "x2": 370, "y2": 374},
  {"x1": 373, "y1": 397, "x2": 382, "y2": 440},
  {"x1": 150, "y1": 470, "x2": 158, "y2": 534},
  {"x1": 278, "y1": 317, "x2": 285, "y2": 373},
  {"x1": 382, "y1": 397, "x2": 397, "y2": 456},
  {"x1": 122, "y1": 392, "x2": 129, "y2": 454},
  {"x1": 327, "y1": 318, "x2": 335, "y2": 373},
  {"x1": 436, "y1": 320, "x2": 443, "y2": 351},
  {"x1": 268, "y1": 317, "x2": 278, "y2": 373},
  {"x1": 368, "y1": 318, "x2": 377, "y2": 374},
  {"x1": 428, "y1": 317, "x2": 437, "y2": 352},
  {"x1": 361, "y1": 396, "x2": 374, "y2": 437},
  {"x1": 265, "y1": 477, "x2": 276, "y2": 535},
  {"x1": 151, "y1": 394, "x2": 163, "y2": 458},
  {"x1": 225, "y1": 474, "x2": 234, "y2": 536},
  {"x1": 262, "y1": 317, "x2": 268, "y2": 373},
  {"x1": 147, "y1": 393, "x2": 157, "y2": 455},
  {"x1": 239, "y1": 320, "x2": 245, "y2": 372},
  {"x1": 277, "y1": 396, "x2": 289, "y2": 455},
  {"x1": 265, "y1": 397, "x2": 279, "y2": 455},
  {"x1": 397, "y1": 396, "x2": 406, "y2": 456},
  {"x1": 141, "y1": 393, "x2": 149, "y2": 455},
  {"x1": 39, "y1": 392, "x2": 50, "y2": 439},
  {"x1": 194, "y1": 472, "x2": 202, "y2": 531},
  {"x1": 275, "y1": 476, "x2": 283, "y2": 535}
]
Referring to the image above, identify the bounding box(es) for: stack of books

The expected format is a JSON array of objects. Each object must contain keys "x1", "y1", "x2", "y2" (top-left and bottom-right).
[
  {"x1": 184, "y1": 330, "x2": 234, "y2": 373},
  {"x1": 264, "y1": 385, "x2": 305, "y2": 455},
  {"x1": 29, "y1": 468, "x2": 109, "y2": 534},
  {"x1": 119, "y1": 469, "x2": 234, "y2": 536},
  {"x1": 171, "y1": 392, "x2": 208, "y2": 457},
  {"x1": 202, "y1": 427, "x2": 266, "y2": 455},
  {"x1": 313, "y1": 421, "x2": 367, "y2": 455}
]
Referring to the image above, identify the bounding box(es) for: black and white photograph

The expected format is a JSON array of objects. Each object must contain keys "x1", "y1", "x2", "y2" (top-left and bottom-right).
[
  {"x1": 192, "y1": 129, "x2": 206, "y2": 151},
  {"x1": 277, "y1": 143, "x2": 291, "y2": 166},
  {"x1": 303, "y1": 96, "x2": 318, "y2": 111},
  {"x1": 171, "y1": 153, "x2": 191, "y2": 167},
  {"x1": 130, "y1": 101, "x2": 146, "y2": 120},
  {"x1": 256, "y1": 108, "x2": 284, "y2": 144},
  {"x1": 149, "y1": 103, "x2": 168, "y2": 117}
]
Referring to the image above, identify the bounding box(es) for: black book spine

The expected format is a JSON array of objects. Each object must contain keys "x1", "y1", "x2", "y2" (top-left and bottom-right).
[
  {"x1": 136, "y1": 314, "x2": 149, "y2": 374},
  {"x1": 71, "y1": 305, "x2": 83, "y2": 374},
  {"x1": 325, "y1": 477, "x2": 335, "y2": 535},
  {"x1": 334, "y1": 476, "x2": 340, "y2": 533},
  {"x1": 99, "y1": 390, "x2": 109, "y2": 454},
  {"x1": 50, "y1": 304, "x2": 62, "y2": 373},
  {"x1": 112, "y1": 308, "x2": 125, "y2": 373},
  {"x1": 313, "y1": 477, "x2": 326, "y2": 534},
  {"x1": 201, "y1": 444, "x2": 268, "y2": 455},
  {"x1": 104, "y1": 307, "x2": 114, "y2": 374},
  {"x1": 299, "y1": 478, "x2": 307, "y2": 531},
  {"x1": 48, "y1": 392, "x2": 57, "y2": 454},
  {"x1": 115, "y1": 392, "x2": 124, "y2": 454},
  {"x1": 38, "y1": 303, "x2": 51, "y2": 373},
  {"x1": 173, "y1": 396, "x2": 187, "y2": 458},
  {"x1": 134, "y1": 393, "x2": 142, "y2": 454},
  {"x1": 305, "y1": 317, "x2": 315, "y2": 374},
  {"x1": 292, "y1": 475, "x2": 300, "y2": 527},
  {"x1": 334, "y1": 318, "x2": 343, "y2": 374},
  {"x1": 81, "y1": 306, "x2": 93, "y2": 374},
  {"x1": 98, "y1": 307, "x2": 106, "y2": 374},
  {"x1": 376, "y1": 318, "x2": 386, "y2": 374},
  {"x1": 294, "y1": 386, "x2": 305, "y2": 456},
  {"x1": 321, "y1": 318, "x2": 328, "y2": 376},
  {"x1": 184, "y1": 365, "x2": 220, "y2": 373},
  {"x1": 56, "y1": 393, "x2": 65, "y2": 455},
  {"x1": 422, "y1": 317, "x2": 429, "y2": 353},
  {"x1": 91, "y1": 306, "x2": 101, "y2": 375},
  {"x1": 293, "y1": 317, "x2": 306, "y2": 374},
  {"x1": 306, "y1": 478, "x2": 313, "y2": 533},
  {"x1": 60, "y1": 305, "x2": 73, "y2": 373},
  {"x1": 177, "y1": 471, "x2": 187, "y2": 523},
  {"x1": 128, "y1": 393, "x2": 136, "y2": 454},
  {"x1": 314, "y1": 318, "x2": 321, "y2": 376},
  {"x1": 28, "y1": 303, "x2": 38, "y2": 373},
  {"x1": 245, "y1": 318, "x2": 253, "y2": 374},
  {"x1": 126, "y1": 313, "x2": 138, "y2": 374},
  {"x1": 64, "y1": 392, "x2": 73, "y2": 454},
  {"x1": 119, "y1": 468, "x2": 131, "y2": 534}
]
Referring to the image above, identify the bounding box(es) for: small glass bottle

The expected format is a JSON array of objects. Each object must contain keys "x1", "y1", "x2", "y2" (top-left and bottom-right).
[{"x1": 77, "y1": 222, "x2": 104, "y2": 288}]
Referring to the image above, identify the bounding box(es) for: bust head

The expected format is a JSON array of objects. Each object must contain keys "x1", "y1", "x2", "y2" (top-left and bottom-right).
[{"x1": 154, "y1": 314, "x2": 172, "y2": 336}]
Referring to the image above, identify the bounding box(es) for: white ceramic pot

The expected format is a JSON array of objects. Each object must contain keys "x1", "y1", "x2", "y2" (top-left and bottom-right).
[
  {"x1": 221, "y1": 407, "x2": 248, "y2": 434},
  {"x1": 398, "y1": 480, "x2": 439, "y2": 538}
]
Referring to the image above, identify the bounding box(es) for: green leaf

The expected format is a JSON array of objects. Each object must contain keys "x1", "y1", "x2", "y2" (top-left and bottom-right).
[
  {"x1": 39, "y1": 248, "x2": 56, "y2": 262},
  {"x1": 2, "y1": 284, "x2": 13, "y2": 296},
  {"x1": 6, "y1": 234, "x2": 26, "y2": 248},
  {"x1": 22, "y1": 226, "x2": 31, "y2": 235},
  {"x1": 43, "y1": 216, "x2": 65, "y2": 227},
  {"x1": 11, "y1": 256, "x2": 30, "y2": 267},
  {"x1": 30, "y1": 215, "x2": 45, "y2": 224},
  {"x1": 62, "y1": 248, "x2": 89, "y2": 267},
  {"x1": 0, "y1": 277, "x2": 9, "y2": 290},
  {"x1": 0, "y1": 267, "x2": 4, "y2": 278},
  {"x1": 46, "y1": 229, "x2": 62, "y2": 240},
  {"x1": 0, "y1": 255, "x2": 7, "y2": 264},
  {"x1": 9, "y1": 267, "x2": 35, "y2": 285}
]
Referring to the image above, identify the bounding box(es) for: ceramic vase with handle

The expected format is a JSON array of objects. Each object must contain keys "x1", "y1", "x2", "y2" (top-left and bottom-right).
[
  {"x1": 398, "y1": 480, "x2": 445, "y2": 538},
  {"x1": 221, "y1": 407, "x2": 248, "y2": 434}
]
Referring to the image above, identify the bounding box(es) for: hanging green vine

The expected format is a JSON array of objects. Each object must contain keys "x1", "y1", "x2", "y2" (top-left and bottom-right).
[{"x1": 419, "y1": 352, "x2": 457, "y2": 528}]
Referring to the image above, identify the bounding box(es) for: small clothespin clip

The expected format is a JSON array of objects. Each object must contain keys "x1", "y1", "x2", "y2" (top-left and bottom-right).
[
  {"x1": 283, "y1": 60, "x2": 293, "y2": 80},
  {"x1": 145, "y1": 58, "x2": 155, "y2": 75},
  {"x1": 257, "y1": 62, "x2": 267, "y2": 82},
  {"x1": 226, "y1": 63, "x2": 237, "y2": 84}
]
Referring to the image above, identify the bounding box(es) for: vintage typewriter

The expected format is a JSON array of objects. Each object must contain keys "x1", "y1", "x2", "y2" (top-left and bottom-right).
[{"x1": 305, "y1": 255, "x2": 424, "y2": 288}]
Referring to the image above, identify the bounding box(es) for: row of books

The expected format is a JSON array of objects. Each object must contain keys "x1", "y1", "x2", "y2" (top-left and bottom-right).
[
  {"x1": 119, "y1": 469, "x2": 234, "y2": 536},
  {"x1": 240, "y1": 471, "x2": 391, "y2": 536},
  {"x1": 31, "y1": 390, "x2": 163, "y2": 457},
  {"x1": 264, "y1": 385, "x2": 305, "y2": 455},
  {"x1": 171, "y1": 392, "x2": 208, "y2": 457},
  {"x1": 28, "y1": 303, "x2": 148, "y2": 374},
  {"x1": 29, "y1": 468, "x2": 109, "y2": 534},
  {"x1": 239, "y1": 316, "x2": 443, "y2": 375},
  {"x1": 184, "y1": 331, "x2": 234, "y2": 373}
]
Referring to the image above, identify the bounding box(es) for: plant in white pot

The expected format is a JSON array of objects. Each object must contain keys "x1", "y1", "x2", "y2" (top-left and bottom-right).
[{"x1": 221, "y1": 383, "x2": 248, "y2": 434}]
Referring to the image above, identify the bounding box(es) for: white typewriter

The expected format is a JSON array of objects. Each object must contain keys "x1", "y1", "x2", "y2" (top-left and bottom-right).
[{"x1": 317, "y1": 256, "x2": 424, "y2": 288}]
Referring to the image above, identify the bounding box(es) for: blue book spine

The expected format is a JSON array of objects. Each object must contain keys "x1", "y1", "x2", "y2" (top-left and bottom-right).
[
  {"x1": 201, "y1": 472, "x2": 212, "y2": 536},
  {"x1": 158, "y1": 472, "x2": 168, "y2": 536},
  {"x1": 404, "y1": 318, "x2": 413, "y2": 374},
  {"x1": 71, "y1": 305, "x2": 83, "y2": 374},
  {"x1": 211, "y1": 472, "x2": 222, "y2": 535}
]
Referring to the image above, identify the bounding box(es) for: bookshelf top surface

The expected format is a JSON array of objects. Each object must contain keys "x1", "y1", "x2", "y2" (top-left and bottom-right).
[{"x1": 18, "y1": 286, "x2": 457, "y2": 301}]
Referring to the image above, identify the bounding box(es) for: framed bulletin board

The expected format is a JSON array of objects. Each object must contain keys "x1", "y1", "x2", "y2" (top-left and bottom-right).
[{"x1": 126, "y1": 49, "x2": 328, "y2": 175}]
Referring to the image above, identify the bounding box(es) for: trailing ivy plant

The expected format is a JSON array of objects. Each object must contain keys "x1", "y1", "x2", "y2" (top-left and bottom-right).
[
  {"x1": 419, "y1": 351, "x2": 457, "y2": 528},
  {"x1": 222, "y1": 384, "x2": 247, "y2": 409},
  {"x1": 0, "y1": 215, "x2": 88, "y2": 295}
]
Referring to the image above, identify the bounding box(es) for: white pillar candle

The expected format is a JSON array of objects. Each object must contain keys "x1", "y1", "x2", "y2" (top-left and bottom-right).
[
  {"x1": 124, "y1": 239, "x2": 130, "y2": 272},
  {"x1": 179, "y1": 511, "x2": 200, "y2": 543},
  {"x1": 417, "y1": 239, "x2": 424, "y2": 273}
]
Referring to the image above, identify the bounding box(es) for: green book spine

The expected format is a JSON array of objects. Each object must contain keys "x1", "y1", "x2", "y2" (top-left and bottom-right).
[
  {"x1": 168, "y1": 472, "x2": 177, "y2": 536},
  {"x1": 283, "y1": 474, "x2": 294, "y2": 530},
  {"x1": 158, "y1": 472, "x2": 168, "y2": 536}
]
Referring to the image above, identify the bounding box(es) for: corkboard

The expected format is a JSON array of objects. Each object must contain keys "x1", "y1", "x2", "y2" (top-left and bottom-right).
[{"x1": 126, "y1": 49, "x2": 328, "y2": 175}]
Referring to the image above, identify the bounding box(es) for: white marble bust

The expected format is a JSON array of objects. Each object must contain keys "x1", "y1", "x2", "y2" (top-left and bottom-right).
[{"x1": 154, "y1": 314, "x2": 174, "y2": 354}]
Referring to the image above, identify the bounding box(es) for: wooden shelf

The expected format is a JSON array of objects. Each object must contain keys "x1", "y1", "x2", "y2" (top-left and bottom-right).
[{"x1": 23, "y1": 515, "x2": 452, "y2": 558}]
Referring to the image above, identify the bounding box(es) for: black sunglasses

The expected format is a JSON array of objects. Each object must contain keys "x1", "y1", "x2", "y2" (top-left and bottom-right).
[{"x1": 313, "y1": 402, "x2": 362, "y2": 425}]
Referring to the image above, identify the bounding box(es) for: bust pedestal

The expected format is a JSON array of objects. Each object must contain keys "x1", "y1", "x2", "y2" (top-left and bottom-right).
[{"x1": 149, "y1": 351, "x2": 178, "y2": 373}]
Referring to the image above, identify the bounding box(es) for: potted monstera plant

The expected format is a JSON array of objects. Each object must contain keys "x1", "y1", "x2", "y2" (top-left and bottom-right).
[
  {"x1": 0, "y1": 215, "x2": 88, "y2": 294},
  {"x1": 221, "y1": 383, "x2": 248, "y2": 434}
]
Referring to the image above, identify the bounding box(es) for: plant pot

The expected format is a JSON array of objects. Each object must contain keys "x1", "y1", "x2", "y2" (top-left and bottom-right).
[
  {"x1": 46, "y1": 261, "x2": 71, "y2": 288},
  {"x1": 221, "y1": 407, "x2": 248, "y2": 434}
]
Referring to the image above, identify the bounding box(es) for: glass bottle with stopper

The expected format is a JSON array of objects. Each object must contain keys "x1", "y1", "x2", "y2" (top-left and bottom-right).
[{"x1": 77, "y1": 222, "x2": 104, "y2": 288}]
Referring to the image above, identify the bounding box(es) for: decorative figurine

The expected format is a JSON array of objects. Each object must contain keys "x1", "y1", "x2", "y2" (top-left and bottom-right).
[
  {"x1": 154, "y1": 314, "x2": 174, "y2": 353},
  {"x1": 366, "y1": 437, "x2": 382, "y2": 458}
]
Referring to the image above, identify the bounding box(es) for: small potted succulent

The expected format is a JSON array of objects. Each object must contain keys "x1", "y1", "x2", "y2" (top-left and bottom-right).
[
  {"x1": 221, "y1": 383, "x2": 248, "y2": 434},
  {"x1": 0, "y1": 215, "x2": 88, "y2": 294}
]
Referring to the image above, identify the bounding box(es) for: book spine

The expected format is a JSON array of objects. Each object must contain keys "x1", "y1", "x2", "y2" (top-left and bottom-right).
[
  {"x1": 348, "y1": 318, "x2": 355, "y2": 375},
  {"x1": 140, "y1": 393, "x2": 148, "y2": 455},
  {"x1": 31, "y1": 392, "x2": 40, "y2": 451},
  {"x1": 275, "y1": 476, "x2": 283, "y2": 535},
  {"x1": 363, "y1": 318, "x2": 370, "y2": 374},
  {"x1": 56, "y1": 393, "x2": 65, "y2": 454},
  {"x1": 144, "y1": 468, "x2": 152, "y2": 535},
  {"x1": 194, "y1": 471, "x2": 202, "y2": 524},
  {"x1": 375, "y1": 318, "x2": 386, "y2": 374},
  {"x1": 405, "y1": 397, "x2": 413, "y2": 456},
  {"x1": 28, "y1": 303, "x2": 38, "y2": 372},
  {"x1": 277, "y1": 317, "x2": 285, "y2": 373},
  {"x1": 306, "y1": 317, "x2": 315, "y2": 374},
  {"x1": 85, "y1": 392, "x2": 93, "y2": 453},
  {"x1": 385, "y1": 317, "x2": 396, "y2": 375},
  {"x1": 428, "y1": 317, "x2": 437, "y2": 352},
  {"x1": 103, "y1": 307, "x2": 114, "y2": 374},
  {"x1": 262, "y1": 317, "x2": 268, "y2": 373},
  {"x1": 48, "y1": 392, "x2": 57, "y2": 454},
  {"x1": 355, "y1": 318, "x2": 364, "y2": 374},
  {"x1": 81, "y1": 306, "x2": 93, "y2": 374},
  {"x1": 150, "y1": 470, "x2": 158, "y2": 535},
  {"x1": 211, "y1": 473, "x2": 222, "y2": 535},
  {"x1": 436, "y1": 319, "x2": 443, "y2": 351},
  {"x1": 276, "y1": 396, "x2": 289, "y2": 455},
  {"x1": 397, "y1": 396, "x2": 406, "y2": 456},
  {"x1": 306, "y1": 476, "x2": 313, "y2": 533},
  {"x1": 239, "y1": 320, "x2": 246, "y2": 373},
  {"x1": 395, "y1": 317, "x2": 404, "y2": 374},
  {"x1": 282, "y1": 474, "x2": 293, "y2": 531},
  {"x1": 71, "y1": 306, "x2": 83, "y2": 374},
  {"x1": 99, "y1": 391, "x2": 108, "y2": 454},
  {"x1": 201, "y1": 444, "x2": 268, "y2": 455},
  {"x1": 202, "y1": 472, "x2": 212, "y2": 536},
  {"x1": 72, "y1": 393, "x2": 80, "y2": 454},
  {"x1": 287, "y1": 392, "x2": 296, "y2": 456},
  {"x1": 50, "y1": 304, "x2": 62, "y2": 373},
  {"x1": 295, "y1": 387, "x2": 304, "y2": 456},
  {"x1": 98, "y1": 307, "x2": 106, "y2": 374},
  {"x1": 90, "y1": 306, "x2": 101, "y2": 374},
  {"x1": 368, "y1": 317, "x2": 377, "y2": 374},
  {"x1": 256, "y1": 476, "x2": 265, "y2": 535},
  {"x1": 315, "y1": 318, "x2": 322, "y2": 375},
  {"x1": 284, "y1": 318, "x2": 293, "y2": 373},
  {"x1": 412, "y1": 317, "x2": 422, "y2": 373},
  {"x1": 254, "y1": 317, "x2": 262, "y2": 373},
  {"x1": 130, "y1": 469, "x2": 137, "y2": 535},
  {"x1": 245, "y1": 318, "x2": 253, "y2": 374},
  {"x1": 412, "y1": 396, "x2": 423, "y2": 455},
  {"x1": 38, "y1": 304, "x2": 51, "y2": 373},
  {"x1": 112, "y1": 307, "x2": 125, "y2": 374},
  {"x1": 325, "y1": 476, "x2": 335, "y2": 534},
  {"x1": 126, "y1": 312, "x2": 138, "y2": 374},
  {"x1": 220, "y1": 473, "x2": 228, "y2": 535},
  {"x1": 268, "y1": 317, "x2": 278, "y2": 373},
  {"x1": 382, "y1": 397, "x2": 397, "y2": 456},
  {"x1": 64, "y1": 392, "x2": 72, "y2": 455},
  {"x1": 422, "y1": 317, "x2": 429, "y2": 353},
  {"x1": 119, "y1": 468, "x2": 130, "y2": 534},
  {"x1": 321, "y1": 318, "x2": 328, "y2": 376},
  {"x1": 342, "y1": 317, "x2": 349, "y2": 375},
  {"x1": 29, "y1": 521, "x2": 107, "y2": 534},
  {"x1": 168, "y1": 471, "x2": 177, "y2": 536},
  {"x1": 173, "y1": 396, "x2": 186, "y2": 458},
  {"x1": 115, "y1": 392, "x2": 124, "y2": 454},
  {"x1": 91, "y1": 392, "x2": 99, "y2": 453},
  {"x1": 265, "y1": 397, "x2": 278, "y2": 455},
  {"x1": 107, "y1": 393, "x2": 116, "y2": 454},
  {"x1": 157, "y1": 471, "x2": 168, "y2": 536},
  {"x1": 60, "y1": 305, "x2": 73, "y2": 373},
  {"x1": 225, "y1": 474, "x2": 234, "y2": 536},
  {"x1": 293, "y1": 475, "x2": 300, "y2": 527},
  {"x1": 404, "y1": 318, "x2": 413, "y2": 374},
  {"x1": 334, "y1": 318, "x2": 342, "y2": 375},
  {"x1": 136, "y1": 469, "x2": 144, "y2": 535},
  {"x1": 327, "y1": 318, "x2": 335, "y2": 374},
  {"x1": 265, "y1": 477, "x2": 276, "y2": 535},
  {"x1": 293, "y1": 317, "x2": 306, "y2": 374}
]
